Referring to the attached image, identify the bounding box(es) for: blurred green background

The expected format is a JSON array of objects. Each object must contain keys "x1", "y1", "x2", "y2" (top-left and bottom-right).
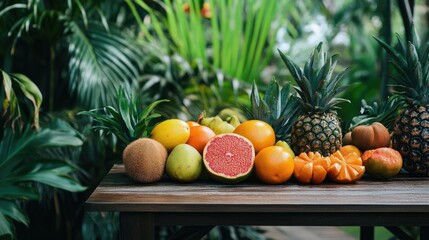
[{"x1": 0, "y1": 0, "x2": 428, "y2": 239}]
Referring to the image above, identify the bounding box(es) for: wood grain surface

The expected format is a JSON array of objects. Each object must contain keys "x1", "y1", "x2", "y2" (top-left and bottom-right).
[{"x1": 85, "y1": 165, "x2": 429, "y2": 213}]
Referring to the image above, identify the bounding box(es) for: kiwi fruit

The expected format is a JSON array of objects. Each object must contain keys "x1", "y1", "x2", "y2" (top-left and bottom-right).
[{"x1": 122, "y1": 138, "x2": 168, "y2": 183}]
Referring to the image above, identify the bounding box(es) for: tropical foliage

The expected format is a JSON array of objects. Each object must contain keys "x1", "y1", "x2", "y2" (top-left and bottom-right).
[
  {"x1": 128, "y1": 0, "x2": 278, "y2": 83},
  {"x1": 0, "y1": 69, "x2": 85, "y2": 238},
  {"x1": 0, "y1": 0, "x2": 142, "y2": 110},
  {"x1": 0, "y1": 0, "x2": 428, "y2": 239},
  {"x1": 1, "y1": 69, "x2": 42, "y2": 130},
  {"x1": 79, "y1": 88, "x2": 168, "y2": 150}
]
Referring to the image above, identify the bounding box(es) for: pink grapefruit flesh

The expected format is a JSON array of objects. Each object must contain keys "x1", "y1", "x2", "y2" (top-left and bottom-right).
[{"x1": 203, "y1": 133, "x2": 255, "y2": 183}]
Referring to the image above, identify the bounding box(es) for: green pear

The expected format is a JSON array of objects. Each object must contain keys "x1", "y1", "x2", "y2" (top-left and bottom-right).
[
  {"x1": 228, "y1": 115, "x2": 241, "y2": 128},
  {"x1": 166, "y1": 144, "x2": 202, "y2": 182},
  {"x1": 211, "y1": 122, "x2": 235, "y2": 134},
  {"x1": 200, "y1": 117, "x2": 214, "y2": 126}
]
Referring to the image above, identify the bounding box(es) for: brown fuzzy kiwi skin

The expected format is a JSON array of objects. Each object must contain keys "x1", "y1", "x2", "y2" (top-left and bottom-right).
[
  {"x1": 122, "y1": 138, "x2": 168, "y2": 183},
  {"x1": 351, "y1": 122, "x2": 390, "y2": 151}
]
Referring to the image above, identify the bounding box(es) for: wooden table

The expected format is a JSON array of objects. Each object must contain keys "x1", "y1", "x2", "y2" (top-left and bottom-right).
[{"x1": 85, "y1": 165, "x2": 429, "y2": 240}]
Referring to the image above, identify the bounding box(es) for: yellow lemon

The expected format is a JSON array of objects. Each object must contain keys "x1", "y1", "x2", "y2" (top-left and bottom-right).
[{"x1": 151, "y1": 119, "x2": 190, "y2": 151}]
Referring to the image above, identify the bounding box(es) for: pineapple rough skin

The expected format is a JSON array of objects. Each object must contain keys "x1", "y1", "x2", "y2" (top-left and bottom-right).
[
  {"x1": 122, "y1": 138, "x2": 168, "y2": 183},
  {"x1": 393, "y1": 105, "x2": 429, "y2": 176},
  {"x1": 291, "y1": 113, "x2": 342, "y2": 157}
]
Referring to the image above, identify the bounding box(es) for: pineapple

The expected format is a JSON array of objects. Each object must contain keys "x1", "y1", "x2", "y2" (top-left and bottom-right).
[
  {"x1": 375, "y1": 26, "x2": 429, "y2": 176},
  {"x1": 348, "y1": 96, "x2": 405, "y2": 132},
  {"x1": 278, "y1": 43, "x2": 350, "y2": 156},
  {"x1": 247, "y1": 80, "x2": 301, "y2": 142}
]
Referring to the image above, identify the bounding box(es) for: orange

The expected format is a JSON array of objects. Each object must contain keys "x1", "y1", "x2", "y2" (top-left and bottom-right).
[
  {"x1": 327, "y1": 151, "x2": 365, "y2": 183},
  {"x1": 187, "y1": 121, "x2": 200, "y2": 128},
  {"x1": 254, "y1": 146, "x2": 294, "y2": 184},
  {"x1": 294, "y1": 152, "x2": 330, "y2": 184},
  {"x1": 340, "y1": 145, "x2": 361, "y2": 157},
  {"x1": 233, "y1": 120, "x2": 275, "y2": 153},
  {"x1": 186, "y1": 125, "x2": 216, "y2": 154}
]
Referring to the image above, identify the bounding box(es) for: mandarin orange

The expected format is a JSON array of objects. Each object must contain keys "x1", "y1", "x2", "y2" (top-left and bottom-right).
[
  {"x1": 294, "y1": 152, "x2": 330, "y2": 184},
  {"x1": 233, "y1": 120, "x2": 275, "y2": 153},
  {"x1": 254, "y1": 146, "x2": 294, "y2": 184},
  {"x1": 186, "y1": 125, "x2": 216, "y2": 154},
  {"x1": 340, "y1": 145, "x2": 361, "y2": 157}
]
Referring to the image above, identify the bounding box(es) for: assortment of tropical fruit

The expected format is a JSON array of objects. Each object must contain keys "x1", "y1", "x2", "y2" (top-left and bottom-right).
[{"x1": 122, "y1": 27, "x2": 429, "y2": 185}]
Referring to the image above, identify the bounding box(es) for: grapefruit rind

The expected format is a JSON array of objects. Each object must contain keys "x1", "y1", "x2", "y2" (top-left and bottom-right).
[{"x1": 203, "y1": 133, "x2": 255, "y2": 184}]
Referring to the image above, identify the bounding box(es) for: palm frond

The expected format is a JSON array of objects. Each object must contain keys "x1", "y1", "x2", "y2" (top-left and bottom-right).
[{"x1": 68, "y1": 22, "x2": 142, "y2": 109}]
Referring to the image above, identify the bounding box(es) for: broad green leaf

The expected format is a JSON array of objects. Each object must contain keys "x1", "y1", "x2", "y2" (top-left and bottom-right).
[
  {"x1": 0, "y1": 212, "x2": 13, "y2": 237},
  {"x1": 0, "y1": 200, "x2": 29, "y2": 226},
  {"x1": 0, "y1": 185, "x2": 39, "y2": 200},
  {"x1": 19, "y1": 167, "x2": 86, "y2": 192}
]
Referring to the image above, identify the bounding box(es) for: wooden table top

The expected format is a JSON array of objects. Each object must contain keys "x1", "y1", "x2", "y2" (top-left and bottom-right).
[{"x1": 85, "y1": 164, "x2": 429, "y2": 213}]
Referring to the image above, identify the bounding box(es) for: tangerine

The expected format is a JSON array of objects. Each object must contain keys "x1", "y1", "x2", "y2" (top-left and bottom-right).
[
  {"x1": 294, "y1": 152, "x2": 330, "y2": 184},
  {"x1": 340, "y1": 145, "x2": 361, "y2": 157},
  {"x1": 187, "y1": 121, "x2": 200, "y2": 128},
  {"x1": 233, "y1": 120, "x2": 275, "y2": 153},
  {"x1": 254, "y1": 146, "x2": 294, "y2": 184},
  {"x1": 327, "y1": 151, "x2": 365, "y2": 183},
  {"x1": 186, "y1": 125, "x2": 216, "y2": 154}
]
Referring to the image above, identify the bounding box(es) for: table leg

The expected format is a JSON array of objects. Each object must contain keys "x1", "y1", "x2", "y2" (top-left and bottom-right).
[
  {"x1": 120, "y1": 212, "x2": 155, "y2": 240},
  {"x1": 360, "y1": 226, "x2": 374, "y2": 240},
  {"x1": 421, "y1": 226, "x2": 429, "y2": 240}
]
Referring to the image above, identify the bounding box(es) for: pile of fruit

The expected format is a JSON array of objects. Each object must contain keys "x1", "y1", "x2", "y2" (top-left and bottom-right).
[
  {"x1": 121, "y1": 29, "x2": 428, "y2": 184},
  {"x1": 123, "y1": 115, "x2": 404, "y2": 184}
]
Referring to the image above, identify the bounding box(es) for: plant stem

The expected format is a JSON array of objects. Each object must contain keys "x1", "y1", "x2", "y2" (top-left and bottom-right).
[
  {"x1": 49, "y1": 46, "x2": 55, "y2": 112},
  {"x1": 380, "y1": 0, "x2": 391, "y2": 100}
]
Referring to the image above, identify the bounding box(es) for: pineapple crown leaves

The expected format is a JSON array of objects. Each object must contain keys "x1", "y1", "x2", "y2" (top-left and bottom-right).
[
  {"x1": 373, "y1": 23, "x2": 429, "y2": 106},
  {"x1": 348, "y1": 95, "x2": 406, "y2": 131},
  {"x1": 248, "y1": 79, "x2": 301, "y2": 140},
  {"x1": 277, "y1": 42, "x2": 351, "y2": 114},
  {"x1": 78, "y1": 88, "x2": 169, "y2": 147}
]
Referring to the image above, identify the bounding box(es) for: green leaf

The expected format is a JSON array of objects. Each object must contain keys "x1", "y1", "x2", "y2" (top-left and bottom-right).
[
  {"x1": 374, "y1": 36, "x2": 407, "y2": 68},
  {"x1": 0, "y1": 212, "x2": 13, "y2": 237},
  {"x1": 0, "y1": 200, "x2": 29, "y2": 226},
  {"x1": 0, "y1": 185, "x2": 39, "y2": 200},
  {"x1": 1, "y1": 69, "x2": 42, "y2": 129},
  {"x1": 140, "y1": 99, "x2": 169, "y2": 120},
  {"x1": 264, "y1": 81, "x2": 281, "y2": 119},
  {"x1": 117, "y1": 89, "x2": 134, "y2": 137},
  {"x1": 0, "y1": 125, "x2": 83, "y2": 174},
  {"x1": 18, "y1": 166, "x2": 86, "y2": 192},
  {"x1": 68, "y1": 22, "x2": 141, "y2": 109},
  {"x1": 278, "y1": 49, "x2": 303, "y2": 84}
]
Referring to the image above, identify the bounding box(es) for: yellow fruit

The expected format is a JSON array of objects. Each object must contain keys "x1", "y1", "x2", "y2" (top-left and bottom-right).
[{"x1": 151, "y1": 119, "x2": 190, "y2": 151}]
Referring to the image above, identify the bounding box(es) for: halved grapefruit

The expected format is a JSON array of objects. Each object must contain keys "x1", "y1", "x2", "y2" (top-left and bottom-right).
[{"x1": 203, "y1": 133, "x2": 255, "y2": 183}]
